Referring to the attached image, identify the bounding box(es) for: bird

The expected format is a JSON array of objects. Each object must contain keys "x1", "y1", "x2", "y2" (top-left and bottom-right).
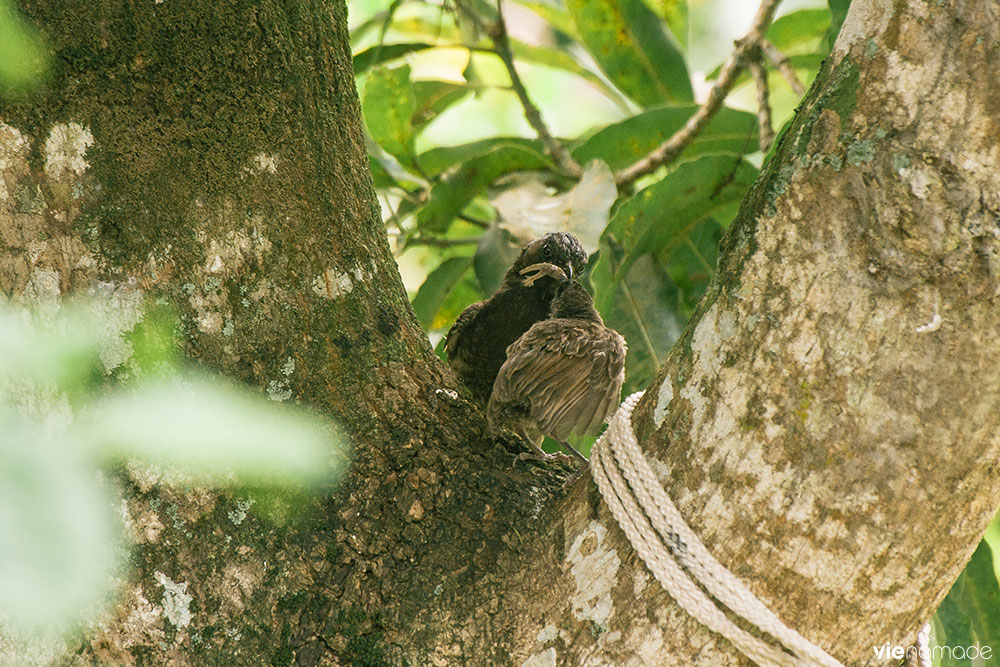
[
  {"x1": 487, "y1": 274, "x2": 626, "y2": 475},
  {"x1": 445, "y1": 232, "x2": 589, "y2": 405}
]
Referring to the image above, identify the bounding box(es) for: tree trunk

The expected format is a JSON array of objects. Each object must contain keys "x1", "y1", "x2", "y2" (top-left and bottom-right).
[{"x1": 1, "y1": 0, "x2": 998, "y2": 665}]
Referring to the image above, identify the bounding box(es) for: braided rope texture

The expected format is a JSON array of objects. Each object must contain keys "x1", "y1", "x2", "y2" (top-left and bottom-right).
[{"x1": 590, "y1": 391, "x2": 843, "y2": 667}]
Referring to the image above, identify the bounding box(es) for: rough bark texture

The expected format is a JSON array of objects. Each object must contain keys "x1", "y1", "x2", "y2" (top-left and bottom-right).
[
  {"x1": 2, "y1": 0, "x2": 999, "y2": 665},
  {"x1": 1, "y1": 1, "x2": 565, "y2": 664}
]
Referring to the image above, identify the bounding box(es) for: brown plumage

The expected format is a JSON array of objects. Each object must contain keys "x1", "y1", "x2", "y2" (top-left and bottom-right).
[
  {"x1": 488, "y1": 279, "x2": 626, "y2": 472},
  {"x1": 445, "y1": 232, "x2": 588, "y2": 405}
]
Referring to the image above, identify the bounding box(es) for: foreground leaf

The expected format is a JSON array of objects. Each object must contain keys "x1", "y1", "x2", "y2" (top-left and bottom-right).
[
  {"x1": 0, "y1": 417, "x2": 120, "y2": 636},
  {"x1": 81, "y1": 375, "x2": 347, "y2": 487}
]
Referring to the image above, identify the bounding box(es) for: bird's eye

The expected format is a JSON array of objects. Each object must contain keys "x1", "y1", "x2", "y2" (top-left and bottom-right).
[{"x1": 542, "y1": 244, "x2": 553, "y2": 259}]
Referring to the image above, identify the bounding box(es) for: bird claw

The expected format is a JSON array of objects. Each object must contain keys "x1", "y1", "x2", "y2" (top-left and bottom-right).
[
  {"x1": 513, "y1": 450, "x2": 575, "y2": 468},
  {"x1": 519, "y1": 262, "x2": 568, "y2": 287}
]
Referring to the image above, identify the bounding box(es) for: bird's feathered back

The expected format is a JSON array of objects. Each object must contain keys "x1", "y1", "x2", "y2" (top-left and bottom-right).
[{"x1": 488, "y1": 282, "x2": 626, "y2": 442}]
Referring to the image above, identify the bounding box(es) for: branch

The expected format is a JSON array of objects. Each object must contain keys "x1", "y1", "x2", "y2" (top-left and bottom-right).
[
  {"x1": 488, "y1": 2, "x2": 583, "y2": 178},
  {"x1": 748, "y1": 48, "x2": 775, "y2": 152},
  {"x1": 761, "y1": 39, "x2": 806, "y2": 96},
  {"x1": 613, "y1": 0, "x2": 783, "y2": 187}
]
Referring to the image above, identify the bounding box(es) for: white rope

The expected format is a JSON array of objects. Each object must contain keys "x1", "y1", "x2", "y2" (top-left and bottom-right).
[{"x1": 590, "y1": 391, "x2": 844, "y2": 667}]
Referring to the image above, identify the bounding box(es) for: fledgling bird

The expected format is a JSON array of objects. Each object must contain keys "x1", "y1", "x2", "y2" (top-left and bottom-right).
[
  {"x1": 445, "y1": 232, "x2": 588, "y2": 405},
  {"x1": 487, "y1": 275, "x2": 626, "y2": 473}
]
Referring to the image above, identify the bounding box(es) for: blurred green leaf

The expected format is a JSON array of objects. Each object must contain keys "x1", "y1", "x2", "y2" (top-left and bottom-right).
[
  {"x1": 417, "y1": 143, "x2": 554, "y2": 233},
  {"x1": 363, "y1": 64, "x2": 418, "y2": 167},
  {"x1": 508, "y1": 39, "x2": 631, "y2": 110},
  {"x1": 0, "y1": 305, "x2": 106, "y2": 391},
  {"x1": 934, "y1": 591, "x2": 975, "y2": 667},
  {"x1": 767, "y1": 9, "x2": 831, "y2": 55},
  {"x1": 933, "y1": 541, "x2": 1000, "y2": 663},
  {"x1": 0, "y1": 0, "x2": 49, "y2": 94},
  {"x1": 0, "y1": 417, "x2": 120, "y2": 636},
  {"x1": 827, "y1": 0, "x2": 851, "y2": 52},
  {"x1": 661, "y1": 0, "x2": 688, "y2": 50},
  {"x1": 571, "y1": 105, "x2": 758, "y2": 170},
  {"x1": 566, "y1": 0, "x2": 692, "y2": 106},
  {"x1": 353, "y1": 42, "x2": 434, "y2": 74},
  {"x1": 591, "y1": 246, "x2": 684, "y2": 393},
  {"x1": 411, "y1": 80, "x2": 469, "y2": 130},
  {"x1": 594, "y1": 154, "x2": 758, "y2": 283},
  {"x1": 418, "y1": 137, "x2": 543, "y2": 177},
  {"x1": 513, "y1": 0, "x2": 580, "y2": 40},
  {"x1": 80, "y1": 375, "x2": 347, "y2": 488},
  {"x1": 474, "y1": 225, "x2": 522, "y2": 295},
  {"x1": 411, "y1": 255, "x2": 475, "y2": 328},
  {"x1": 658, "y1": 217, "x2": 723, "y2": 316}
]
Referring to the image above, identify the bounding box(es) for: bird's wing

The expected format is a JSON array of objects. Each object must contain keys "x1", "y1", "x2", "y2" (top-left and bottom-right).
[
  {"x1": 444, "y1": 299, "x2": 485, "y2": 360},
  {"x1": 492, "y1": 321, "x2": 626, "y2": 440}
]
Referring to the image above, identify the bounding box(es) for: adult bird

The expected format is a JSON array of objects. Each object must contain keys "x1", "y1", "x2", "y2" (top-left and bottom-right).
[
  {"x1": 487, "y1": 275, "x2": 626, "y2": 474},
  {"x1": 445, "y1": 232, "x2": 588, "y2": 405}
]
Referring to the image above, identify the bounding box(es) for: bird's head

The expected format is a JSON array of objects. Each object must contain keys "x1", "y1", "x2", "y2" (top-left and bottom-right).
[
  {"x1": 508, "y1": 232, "x2": 588, "y2": 285},
  {"x1": 550, "y1": 280, "x2": 602, "y2": 322}
]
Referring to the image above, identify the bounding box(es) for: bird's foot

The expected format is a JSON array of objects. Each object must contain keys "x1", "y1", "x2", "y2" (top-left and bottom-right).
[
  {"x1": 513, "y1": 450, "x2": 576, "y2": 468},
  {"x1": 519, "y1": 262, "x2": 568, "y2": 287}
]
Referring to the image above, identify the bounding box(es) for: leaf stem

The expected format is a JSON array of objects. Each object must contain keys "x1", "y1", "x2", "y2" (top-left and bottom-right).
[
  {"x1": 761, "y1": 39, "x2": 806, "y2": 96},
  {"x1": 489, "y1": 1, "x2": 583, "y2": 178},
  {"x1": 613, "y1": 0, "x2": 783, "y2": 187},
  {"x1": 748, "y1": 48, "x2": 775, "y2": 152}
]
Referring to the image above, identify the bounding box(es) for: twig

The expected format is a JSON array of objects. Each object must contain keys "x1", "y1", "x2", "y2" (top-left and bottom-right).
[
  {"x1": 396, "y1": 235, "x2": 483, "y2": 248},
  {"x1": 761, "y1": 39, "x2": 806, "y2": 96},
  {"x1": 748, "y1": 48, "x2": 775, "y2": 152},
  {"x1": 488, "y1": 1, "x2": 583, "y2": 178},
  {"x1": 613, "y1": 0, "x2": 783, "y2": 187}
]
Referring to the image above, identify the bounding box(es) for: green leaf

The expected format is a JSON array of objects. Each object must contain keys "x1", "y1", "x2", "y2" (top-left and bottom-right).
[
  {"x1": 473, "y1": 225, "x2": 522, "y2": 295},
  {"x1": 411, "y1": 255, "x2": 474, "y2": 328},
  {"x1": 827, "y1": 0, "x2": 851, "y2": 52},
  {"x1": 513, "y1": 0, "x2": 580, "y2": 39},
  {"x1": 767, "y1": 9, "x2": 831, "y2": 55},
  {"x1": 935, "y1": 541, "x2": 1000, "y2": 662},
  {"x1": 411, "y1": 80, "x2": 469, "y2": 130},
  {"x1": 661, "y1": 0, "x2": 688, "y2": 50},
  {"x1": 352, "y1": 42, "x2": 434, "y2": 74},
  {"x1": 0, "y1": 416, "x2": 121, "y2": 636},
  {"x1": 593, "y1": 155, "x2": 758, "y2": 290},
  {"x1": 80, "y1": 375, "x2": 347, "y2": 487},
  {"x1": 0, "y1": 0, "x2": 49, "y2": 94},
  {"x1": 508, "y1": 39, "x2": 630, "y2": 110},
  {"x1": 363, "y1": 65, "x2": 418, "y2": 167},
  {"x1": 417, "y1": 143, "x2": 554, "y2": 233},
  {"x1": 566, "y1": 0, "x2": 692, "y2": 106},
  {"x1": 591, "y1": 245, "x2": 684, "y2": 393},
  {"x1": 418, "y1": 137, "x2": 543, "y2": 178},
  {"x1": 658, "y1": 217, "x2": 723, "y2": 317},
  {"x1": 572, "y1": 106, "x2": 758, "y2": 170}
]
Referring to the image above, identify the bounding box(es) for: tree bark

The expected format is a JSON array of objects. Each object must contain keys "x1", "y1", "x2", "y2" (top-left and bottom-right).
[{"x1": 1, "y1": 0, "x2": 998, "y2": 665}]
